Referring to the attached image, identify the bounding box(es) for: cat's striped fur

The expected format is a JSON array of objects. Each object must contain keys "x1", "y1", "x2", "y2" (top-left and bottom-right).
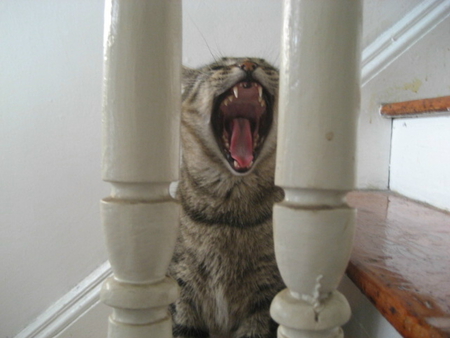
[{"x1": 169, "y1": 57, "x2": 285, "y2": 338}]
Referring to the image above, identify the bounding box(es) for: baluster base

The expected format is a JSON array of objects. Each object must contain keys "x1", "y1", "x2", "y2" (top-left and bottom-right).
[{"x1": 271, "y1": 289, "x2": 350, "y2": 338}]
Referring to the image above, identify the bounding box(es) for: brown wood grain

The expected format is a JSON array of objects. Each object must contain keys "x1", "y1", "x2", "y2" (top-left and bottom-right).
[
  {"x1": 380, "y1": 96, "x2": 450, "y2": 118},
  {"x1": 346, "y1": 191, "x2": 450, "y2": 338}
]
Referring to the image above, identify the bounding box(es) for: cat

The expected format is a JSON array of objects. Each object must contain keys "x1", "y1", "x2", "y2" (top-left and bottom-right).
[{"x1": 169, "y1": 57, "x2": 285, "y2": 338}]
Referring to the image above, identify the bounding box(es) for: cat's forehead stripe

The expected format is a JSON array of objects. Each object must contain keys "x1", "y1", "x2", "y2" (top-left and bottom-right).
[{"x1": 206, "y1": 57, "x2": 270, "y2": 68}]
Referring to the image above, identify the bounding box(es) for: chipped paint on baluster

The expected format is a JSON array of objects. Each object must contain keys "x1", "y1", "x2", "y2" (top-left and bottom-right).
[{"x1": 291, "y1": 275, "x2": 328, "y2": 320}]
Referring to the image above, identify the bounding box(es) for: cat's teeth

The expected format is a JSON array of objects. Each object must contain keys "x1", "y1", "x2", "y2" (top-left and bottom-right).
[
  {"x1": 222, "y1": 134, "x2": 229, "y2": 149},
  {"x1": 253, "y1": 134, "x2": 259, "y2": 147},
  {"x1": 258, "y1": 97, "x2": 266, "y2": 107},
  {"x1": 233, "y1": 160, "x2": 253, "y2": 170},
  {"x1": 233, "y1": 86, "x2": 239, "y2": 98},
  {"x1": 224, "y1": 95, "x2": 234, "y2": 106},
  {"x1": 258, "y1": 86, "x2": 263, "y2": 98}
]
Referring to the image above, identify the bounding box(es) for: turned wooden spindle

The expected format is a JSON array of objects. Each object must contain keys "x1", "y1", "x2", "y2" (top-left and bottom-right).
[
  {"x1": 100, "y1": 1, "x2": 182, "y2": 337},
  {"x1": 271, "y1": 1, "x2": 362, "y2": 337}
]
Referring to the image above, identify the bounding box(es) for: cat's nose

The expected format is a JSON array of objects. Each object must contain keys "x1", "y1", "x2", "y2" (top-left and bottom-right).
[{"x1": 239, "y1": 61, "x2": 258, "y2": 73}]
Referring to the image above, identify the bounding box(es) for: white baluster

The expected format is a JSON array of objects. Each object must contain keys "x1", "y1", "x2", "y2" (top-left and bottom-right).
[
  {"x1": 271, "y1": 1, "x2": 361, "y2": 337},
  {"x1": 100, "y1": 1, "x2": 181, "y2": 337}
]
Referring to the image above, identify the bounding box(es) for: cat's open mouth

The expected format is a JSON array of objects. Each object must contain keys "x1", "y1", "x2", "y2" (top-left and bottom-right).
[{"x1": 212, "y1": 81, "x2": 274, "y2": 173}]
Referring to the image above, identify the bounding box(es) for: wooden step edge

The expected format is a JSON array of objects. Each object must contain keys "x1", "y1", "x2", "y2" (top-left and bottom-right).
[
  {"x1": 346, "y1": 191, "x2": 450, "y2": 338},
  {"x1": 346, "y1": 262, "x2": 447, "y2": 338},
  {"x1": 380, "y1": 95, "x2": 450, "y2": 118}
]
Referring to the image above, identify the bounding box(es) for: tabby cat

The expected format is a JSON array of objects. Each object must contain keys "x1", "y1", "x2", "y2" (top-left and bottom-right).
[{"x1": 169, "y1": 57, "x2": 285, "y2": 338}]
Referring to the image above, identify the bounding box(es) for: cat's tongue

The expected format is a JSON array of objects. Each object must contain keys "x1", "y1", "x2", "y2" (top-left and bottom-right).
[{"x1": 230, "y1": 118, "x2": 253, "y2": 168}]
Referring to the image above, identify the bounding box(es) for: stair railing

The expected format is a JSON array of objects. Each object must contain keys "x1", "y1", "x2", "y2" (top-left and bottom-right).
[{"x1": 100, "y1": 1, "x2": 361, "y2": 337}]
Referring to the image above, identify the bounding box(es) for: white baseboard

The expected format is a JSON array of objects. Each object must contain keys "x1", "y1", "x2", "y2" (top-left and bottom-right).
[
  {"x1": 361, "y1": 0, "x2": 450, "y2": 87},
  {"x1": 15, "y1": 261, "x2": 112, "y2": 338}
]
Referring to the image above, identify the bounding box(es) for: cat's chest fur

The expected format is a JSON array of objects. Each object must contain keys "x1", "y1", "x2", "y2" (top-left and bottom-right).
[
  {"x1": 173, "y1": 210, "x2": 279, "y2": 333},
  {"x1": 169, "y1": 57, "x2": 284, "y2": 338}
]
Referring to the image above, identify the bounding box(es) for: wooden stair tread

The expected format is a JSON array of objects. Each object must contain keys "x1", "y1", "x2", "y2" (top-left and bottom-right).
[
  {"x1": 380, "y1": 96, "x2": 450, "y2": 118},
  {"x1": 346, "y1": 191, "x2": 450, "y2": 338}
]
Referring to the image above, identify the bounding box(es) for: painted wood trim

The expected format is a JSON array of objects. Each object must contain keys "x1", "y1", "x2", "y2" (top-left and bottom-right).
[
  {"x1": 15, "y1": 262, "x2": 112, "y2": 338},
  {"x1": 346, "y1": 191, "x2": 450, "y2": 338},
  {"x1": 380, "y1": 95, "x2": 450, "y2": 118},
  {"x1": 361, "y1": 0, "x2": 450, "y2": 87}
]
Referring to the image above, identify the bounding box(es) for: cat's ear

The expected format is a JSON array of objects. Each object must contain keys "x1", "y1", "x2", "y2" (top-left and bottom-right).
[{"x1": 182, "y1": 66, "x2": 201, "y2": 94}]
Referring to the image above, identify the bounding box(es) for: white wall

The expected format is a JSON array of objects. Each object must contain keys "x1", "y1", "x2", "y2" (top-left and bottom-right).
[
  {"x1": 387, "y1": 17, "x2": 450, "y2": 211},
  {"x1": 391, "y1": 116, "x2": 450, "y2": 211},
  {"x1": 0, "y1": 1, "x2": 108, "y2": 337},
  {"x1": 356, "y1": 0, "x2": 450, "y2": 189},
  {"x1": 183, "y1": 0, "x2": 283, "y2": 68},
  {"x1": 2, "y1": 0, "x2": 446, "y2": 337}
]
